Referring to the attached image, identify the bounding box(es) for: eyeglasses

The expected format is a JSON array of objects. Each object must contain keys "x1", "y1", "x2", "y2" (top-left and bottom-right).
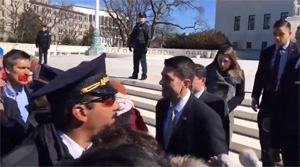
[{"x1": 81, "y1": 94, "x2": 116, "y2": 107}]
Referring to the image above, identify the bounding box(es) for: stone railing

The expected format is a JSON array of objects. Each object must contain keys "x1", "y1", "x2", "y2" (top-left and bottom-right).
[
  {"x1": 0, "y1": 42, "x2": 90, "y2": 56},
  {"x1": 0, "y1": 42, "x2": 218, "y2": 58}
]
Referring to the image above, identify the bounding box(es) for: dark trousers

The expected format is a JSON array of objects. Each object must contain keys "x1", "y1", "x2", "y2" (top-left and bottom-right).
[
  {"x1": 132, "y1": 45, "x2": 147, "y2": 78},
  {"x1": 39, "y1": 47, "x2": 48, "y2": 64},
  {"x1": 282, "y1": 143, "x2": 300, "y2": 166},
  {"x1": 257, "y1": 91, "x2": 275, "y2": 167}
]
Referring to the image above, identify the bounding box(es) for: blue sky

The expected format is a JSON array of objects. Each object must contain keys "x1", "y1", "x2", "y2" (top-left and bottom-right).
[{"x1": 51, "y1": 0, "x2": 216, "y2": 32}]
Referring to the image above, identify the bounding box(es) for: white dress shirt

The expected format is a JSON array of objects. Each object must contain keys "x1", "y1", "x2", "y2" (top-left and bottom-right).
[
  {"x1": 169, "y1": 90, "x2": 191, "y2": 114},
  {"x1": 194, "y1": 89, "x2": 205, "y2": 99},
  {"x1": 58, "y1": 131, "x2": 92, "y2": 159}
]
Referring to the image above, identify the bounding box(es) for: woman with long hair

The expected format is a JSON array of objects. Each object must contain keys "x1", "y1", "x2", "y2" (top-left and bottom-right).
[{"x1": 206, "y1": 44, "x2": 245, "y2": 146}]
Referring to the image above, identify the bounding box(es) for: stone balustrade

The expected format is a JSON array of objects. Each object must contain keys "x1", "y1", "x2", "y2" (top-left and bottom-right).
[{"x1": 0, "y1": 42, "x2": 218, "y2": 58}]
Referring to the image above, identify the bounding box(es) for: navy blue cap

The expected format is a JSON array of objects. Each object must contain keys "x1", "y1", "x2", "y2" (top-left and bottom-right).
[
  {"x1": 138, "y1": 12, "x2": 147, "y2": 18},
  {"x1": 29, "y1": 64, "x2": 64, "y2": 93},
  {"x1": 30, "y1": 53, "x2": 117, "y2": 102},
  {"x1": 34, "y1": 64, "x2": 64, "y2": 83}
]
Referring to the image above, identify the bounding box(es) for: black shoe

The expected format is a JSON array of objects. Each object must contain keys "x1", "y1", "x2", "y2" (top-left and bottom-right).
[
  {"x1": 128, "y1": 76, "x2": 138, "y2": 79},
  {"x1": 140, "y1": 76, "x2": 147, "y2": 80}
]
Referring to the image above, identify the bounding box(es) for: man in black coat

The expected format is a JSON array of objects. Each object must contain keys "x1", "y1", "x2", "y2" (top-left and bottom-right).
[
  {"x1": 155, "y1": 56, "x2": 228, "y2": 160},
  {"x1": 192, "y1": 64, "x2": 229, "y2": 148},
  {"x1": 269, "y1": 25, "x2": 300, "y2": 166},
  {"x1": 251, "y1": 20, "x2": 299, "y2": 166},
  {"x1": 36, "y1": 24, "x2": 51, "y2": 65},
  {"x1": 0, "y1": 97, "x2": 26, "y2": 156},
  {"x1": 128, "y1": 12, "x2": 151, "y2": 80},
  {"x1": 1, "y1": 54, "x2": 119, "y2": 166}
]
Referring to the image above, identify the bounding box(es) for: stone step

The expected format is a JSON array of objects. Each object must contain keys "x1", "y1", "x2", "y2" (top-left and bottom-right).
[
  {"x1": 146, "y1": 124, "x2": 156, "y2": 137},
  {"x1": 234, "y1": 117, "x2": 259, "y2": 139},
  {"x1": 235, "y1": 106, "x2": 257, "y2": 122},
  {"x1": 128, "y1": 93, "x2": 257, "y2": 124},
  {"x1": 231, "y1": 133, "x2": 261, "y2": 159},
  {"x1": 124, "y1": 83, "x2": 252, "y2": 108}
]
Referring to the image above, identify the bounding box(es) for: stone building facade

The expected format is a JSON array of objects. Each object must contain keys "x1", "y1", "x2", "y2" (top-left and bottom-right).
[{"x1": 215, "y1": 0, "x2": 300, "y2": 50}]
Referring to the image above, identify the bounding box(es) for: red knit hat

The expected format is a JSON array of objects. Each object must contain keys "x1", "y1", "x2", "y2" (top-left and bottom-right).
[{"x1": 109, "y1": 80, "x2": 127, "y2": 95}]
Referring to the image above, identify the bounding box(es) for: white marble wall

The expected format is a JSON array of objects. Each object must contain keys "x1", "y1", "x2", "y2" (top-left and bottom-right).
[{"x1": 215, "y1": 0, "x2": 297, "y2": 50}]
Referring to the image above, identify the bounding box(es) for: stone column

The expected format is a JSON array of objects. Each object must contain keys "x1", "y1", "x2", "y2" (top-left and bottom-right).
[{"x1": 87, "y1": 0, "x2": 103, "y2": 55}]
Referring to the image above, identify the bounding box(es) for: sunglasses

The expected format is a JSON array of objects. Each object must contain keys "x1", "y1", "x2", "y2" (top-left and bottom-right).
[{"x1": 81, "y1": 94, "x2": 116, "y2": 107}]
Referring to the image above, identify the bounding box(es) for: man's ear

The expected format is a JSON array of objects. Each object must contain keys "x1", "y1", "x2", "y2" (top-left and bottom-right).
[
  {"x1": 4, "y1": 67, "x2": 11, "y2": 74},
  {"x1": 201, "y1": 77, "x2": 206, "y2": 84},
  {"x1": 72, "y1": 105, "x2": 88, "y2": 123},
  {"x1": 182, "y1": 79, "x2": 191, "y2": 88}
]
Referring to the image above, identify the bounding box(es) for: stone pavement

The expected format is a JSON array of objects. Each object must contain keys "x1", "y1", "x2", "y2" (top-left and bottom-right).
[{"x1": 48, "y1": 54, "x2": 258, "y2": 93}]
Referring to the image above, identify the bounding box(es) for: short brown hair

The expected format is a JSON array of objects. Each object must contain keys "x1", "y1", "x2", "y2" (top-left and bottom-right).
[
  {"x1": 3, "y1": 49, "x2": 31, "y2": 69},
  {"x1": 194, "y1": 64, "x2": 206, "y2": 79},
  {"x1": 164, "y1": 56, "x2": 195, "y2": 82}
]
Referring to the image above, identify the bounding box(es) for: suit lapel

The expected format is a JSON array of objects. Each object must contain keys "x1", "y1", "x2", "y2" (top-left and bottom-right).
[
  {"x1": 199, "y1": 90, "x2": 208, "y2": 101},
  {"x1": 266, "y1": 45, "x2": 276, "y2": 71},
  {"x1": 287, "y1": 42, "x2": 298, "y2": 64},
  {"x1": 157, "y1": 99, "x2": 170, "y2": 147}
]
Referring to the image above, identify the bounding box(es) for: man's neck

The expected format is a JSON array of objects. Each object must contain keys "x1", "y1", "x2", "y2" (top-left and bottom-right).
[
  {"x1": 277, "y1": 41, "x2": 290, "y2": 49},
  {"x1": 193, "y1": 87, "x2": 205, "y2": 94},
  {"x1": 64, "y1": 129, "x2": 92, "y2": 149},
  {"x1": 6, "y1": 79, "x2": 22, "y2": 91},
  {"x1": 170, "y1": 89, "x2": 189, "y2": 106}
]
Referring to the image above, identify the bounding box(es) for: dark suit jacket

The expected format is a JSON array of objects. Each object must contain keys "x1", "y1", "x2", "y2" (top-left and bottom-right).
[
  {"x1": 3, "y1": 97, "x2": 26, "y2": 127},
  {"x1": 0, "y1": 97, "x2": 26, "y2": 156},
  {"x1": 199, "y1": 90, "x2": 230, "y2": 147},
  {"x1": 1, "y1": 123, "x2": 73, "y2": 166},
  {"x1": 252, "y1": 42, "x2": 298, "y2": 100},
  {"x1": 155, "y1": 94, "x2": 228, "y2": 160},
  {"x1": 252, "y1": 42, "x2": 299, "y2": 119},
  {"x1": 271, "y1": 51, "x2": 299, "y2": 148}
]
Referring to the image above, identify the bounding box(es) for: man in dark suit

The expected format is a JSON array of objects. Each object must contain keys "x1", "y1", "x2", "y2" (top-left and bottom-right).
[
  {"x1": 156, "y1": 56, "x2": 228, "y2": 160},
  {"x1": 269, "y1": 25, "x2": 300, "y2": 166},
  {"x1": 192, "y1": 64, "x2": 229, "y2": 148},
  {"x1": 251, "y1": 20, "x2": 299, "y2": 166}
]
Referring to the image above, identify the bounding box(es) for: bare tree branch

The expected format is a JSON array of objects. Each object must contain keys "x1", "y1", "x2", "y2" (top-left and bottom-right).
[
  {"x1": 102, "y1": 0, "x2": 151, "y2": 46},
  {"x1": 156, "y1": 21, "x2": 198, "y2": 30}
]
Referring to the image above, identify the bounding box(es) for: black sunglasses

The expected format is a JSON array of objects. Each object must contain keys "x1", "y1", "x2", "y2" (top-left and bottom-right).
[{"x1": 81, "y1": 94, "x2": 116, "y2": 106}]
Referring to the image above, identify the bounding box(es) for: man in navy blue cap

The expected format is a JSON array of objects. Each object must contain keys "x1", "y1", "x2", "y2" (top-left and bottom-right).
[
  {"x1": 1, "y1": 54, "x2": 119, "y2": 166},
  {"x1": 128, "y1": 12, "x2": 151, "y2": 80}
]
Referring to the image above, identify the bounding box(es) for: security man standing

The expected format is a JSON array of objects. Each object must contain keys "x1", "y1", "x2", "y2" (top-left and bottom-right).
[
  {"x1": 128, "y1": 12, "x2": 151, "y2": 80},
  {"x1": 36, "y1": 24, "x2": 51, "y2": 65}
]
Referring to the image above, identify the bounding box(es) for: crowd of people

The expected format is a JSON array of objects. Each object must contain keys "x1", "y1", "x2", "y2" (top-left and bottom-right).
[{"x1": 0, "y1": 19, "x2": 298, "y2": 167}]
